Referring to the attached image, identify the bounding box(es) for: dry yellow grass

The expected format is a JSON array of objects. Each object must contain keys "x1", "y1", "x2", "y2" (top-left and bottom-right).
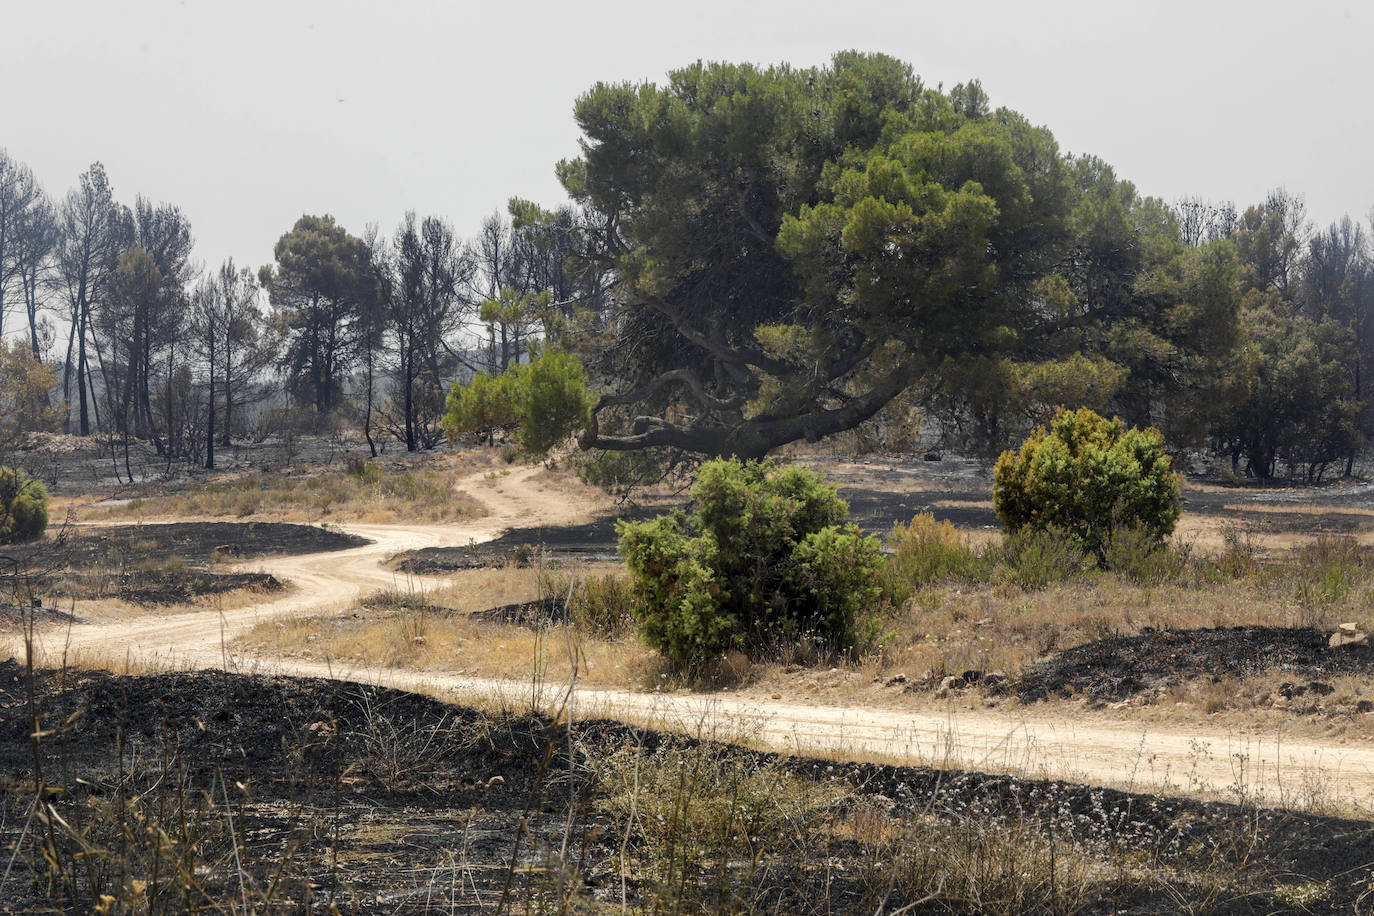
[
  {"x1": 867, "y1": 573, "x2": 1356, "y2": 686},
  {"x1": 235, "y1": 566, "x2": 656, "y2": 688},
  {"x1": 82, "y1": 459, "x2": 486, "y2": 525}
]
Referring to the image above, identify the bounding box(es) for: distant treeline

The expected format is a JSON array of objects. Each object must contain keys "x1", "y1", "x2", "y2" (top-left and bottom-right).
[{"x1": 2, "y1": 52, "x2": 1373, "y2": 479}]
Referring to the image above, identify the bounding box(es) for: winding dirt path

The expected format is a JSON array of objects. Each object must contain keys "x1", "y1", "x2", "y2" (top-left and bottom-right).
[{"x1": 9, "y1": 462, "x2": 1374, "y2": 811}]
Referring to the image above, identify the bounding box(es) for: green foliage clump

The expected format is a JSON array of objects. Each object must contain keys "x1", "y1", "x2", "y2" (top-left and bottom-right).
[
  {"x1": 882, "y1": 513, "x2": 990, "y2": 603},
  {"x1": 573, "y1": 448, "x2": 675, "y2": 494},
  {"x1": 993, "y1": 407, "x2": 1180, "y2": 560},
  {"x1": 442, "y1": 370, "x2": 518, "y2": 445},
  {"x1": 344, "y1": 456, "x2": 382, "y2": 484},
  {"x1": 996, "y1": 527, "x2": 1094, "y2": 589},
  {"x1": 0, "y1": 340, "x2": 59, "y2": 446},
  {"x1": 442, "y1": 350, "x2": 594, "y2": 454},
  {"x1": 0, "y1": 466, "x2": 48, "y2": 544},
  {"x1": 618, "y1": 459, "x2": 883, "y2": 666},
  {"x1": 513, "y1": 350, "x2": 595, "y2": 454}
]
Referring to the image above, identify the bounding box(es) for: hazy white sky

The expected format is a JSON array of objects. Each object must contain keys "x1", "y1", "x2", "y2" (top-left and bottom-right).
[{"x1": 3, "y1": 0, "x2": 1370, "y2": 272}]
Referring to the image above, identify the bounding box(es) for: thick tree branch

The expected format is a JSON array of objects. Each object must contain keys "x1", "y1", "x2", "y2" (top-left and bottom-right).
[
  {"x1": 581, "y1": 363, "x2": 917, "y2": 460},
  {"x1": 597, "y1": 367, "x2": 748, "y2": 412},
  {"x1": 642, "y1": 295, "x2": 794, "y2": 378}
]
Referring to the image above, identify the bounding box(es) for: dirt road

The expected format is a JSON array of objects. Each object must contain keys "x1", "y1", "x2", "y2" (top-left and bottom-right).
[{"x1": 9, "y1": 462, "x2": 1374, "y2": 812}]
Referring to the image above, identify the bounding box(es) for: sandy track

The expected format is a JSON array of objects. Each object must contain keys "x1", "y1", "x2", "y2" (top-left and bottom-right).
[{"x1": 9, "y1": 463, "x2": 1374, "y2": 811}]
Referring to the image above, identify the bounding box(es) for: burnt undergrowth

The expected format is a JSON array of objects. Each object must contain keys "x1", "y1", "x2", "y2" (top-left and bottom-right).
[
  {"x1": 2, "y1": 660, "x2": 1373, "y2": 913},
  {"x1": 1017, "y1": 625, "x2": 1374, "y2": 702},
  {"x1": 2, "y1": 522, "x2": 364, "y2": 607}
]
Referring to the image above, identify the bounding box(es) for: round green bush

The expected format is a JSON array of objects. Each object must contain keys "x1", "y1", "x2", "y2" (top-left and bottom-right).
[
  {"x1": 0, "y1": 466, "x2": 48, "y2": 544},
  {"x1": 992, "y1": 407, "x2": 1180, "y2": 560},
  {"x1": 618, "y1": 458, "x2": 883, "y2": 666}
]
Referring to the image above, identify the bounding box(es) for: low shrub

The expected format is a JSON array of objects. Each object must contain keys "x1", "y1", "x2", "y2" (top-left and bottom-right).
[
  {"x1": 540, "y1": 569, "x2": 638, "y2": 638},
  {"x1": 0, "y1": 466, "x2": 48, "y2": 544},
  {"x1": 345, "y1": 455, "x2": 382, "y2": 484},
  {"x1": 572, "y1": 447, "x2": 675, "y2": 493},
  {"x1": 993, "y1": 407, "x2": 1181, "y2": 560},
  {"x1": 571, "y1": 573, "x2": 636, "y2": 637},
  {"x1": 883, "y1": 513, "x2": 990, "y2": 601},
  {"x1": 619, "y1": 458, "x2": 884, "y2": 666},
  {"x1": 1102, "y1": 524, "x2": 1192, "y2": 585},
  {"x1": 996, "y1": 527, "x2": 1093, "y2": 589}
]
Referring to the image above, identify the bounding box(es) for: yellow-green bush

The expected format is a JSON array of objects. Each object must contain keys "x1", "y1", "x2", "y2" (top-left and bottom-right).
[
  {"x1": 883, "y1": 513, "x2": 989, "y2": 601},
  {"x1": 993, "y1": 407, "x2": 1180, "y2": 560}
]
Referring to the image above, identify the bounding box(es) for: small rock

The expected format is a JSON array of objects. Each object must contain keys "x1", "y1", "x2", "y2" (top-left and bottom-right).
[
  {"x1": 771, "y1": 693, "x2": 782, "y2": 700},
  {"x1": 935, "y1": 675, "x2": 963, "y2": 698},
  {"x1": 1330, "y1": 626, "x2": 1370, "y2": 649},
  {"x1": 719, "y1": 650, "x2": 751, "y2": 679}
]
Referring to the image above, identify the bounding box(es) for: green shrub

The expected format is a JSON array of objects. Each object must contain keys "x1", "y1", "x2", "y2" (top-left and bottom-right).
[
  {"x1": 345, "y1": 456, "x2": 382, "y2": 484},
  {"x1": 1102, "y1": 524, "x2": 1192, "y2": 585},
  {"x1": 573, "y1": 447, "x2": 674, "y2": 493},
  {"x1": 618, "y1": 458, "x2": 884, "y2": 666},
  {"x1": 441, "y1": 370, "x2": 518, "y2": 445},
  {"x1": 993, "y1": 407, "x2": 1180, "y2": 560},
  {"x1": 572, "y1": 574, "x2": 636, "y2": 637},
  {"x1": 996, "y1": 527, "x2": 1093, "y2": 589},
  {"x1": 541, "y1": 569, "x2": 638, "y2": 638},
  {"x1": 883, "y1": 513, "x2": 990, "y2": 601},
  {"x1": 512, "y1": 349, "x2": 595, "y2": 454},
  {"x1": 0, "y1": 466, "x2": 48, "y2": 544}
]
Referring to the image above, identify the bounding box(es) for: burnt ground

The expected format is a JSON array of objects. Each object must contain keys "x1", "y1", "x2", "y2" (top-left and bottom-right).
[
  {"x1": 1, "y1": 522, "x2": 367, "y2": 606},
  {"x1": 1015, "y1": 625, "x2": 1374, "y2": 706},
  {"x1": 393, "y1": 510, "x2": 656, "y2": 573},
  {"x1": 391, "y1": 481, "x2": 996, "y2": 574},
  {"x1": 2, "y1": 662, "x2": 1374, "y2": 913},
  {"x1": 392, "y1": 461, "x2": 1374, "y2": 575}
]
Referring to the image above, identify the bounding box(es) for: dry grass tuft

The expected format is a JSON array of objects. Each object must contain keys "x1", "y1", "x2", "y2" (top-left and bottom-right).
[{"x1": 237, "y1": 567, "x2": 656, "y2": 688}]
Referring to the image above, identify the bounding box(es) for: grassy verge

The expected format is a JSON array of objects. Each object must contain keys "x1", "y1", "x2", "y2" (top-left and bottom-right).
[
  {"x1": 86, "y1": 460, "x2": 486, "y2": 524},
  {"x1": 236, "y1": 565, "x2": 657, "y2": 688}
]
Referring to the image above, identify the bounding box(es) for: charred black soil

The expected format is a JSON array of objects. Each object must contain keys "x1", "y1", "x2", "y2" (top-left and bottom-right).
[
  {"x1": 2, "y1": 522, "x2": 366, "y2": 606},
  {"x1": 2, "y1": 662, "x2": 1373, "y2": 913},
  {"x1": 41, "y1": 521, "x2": 369, "y2": 565},
  {"x1": 1017, "y1": 625, "x2": 1374, "y2": 705},
  {"x1": 391, "y1": 483, "x2": 994, "y2": 574}
]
